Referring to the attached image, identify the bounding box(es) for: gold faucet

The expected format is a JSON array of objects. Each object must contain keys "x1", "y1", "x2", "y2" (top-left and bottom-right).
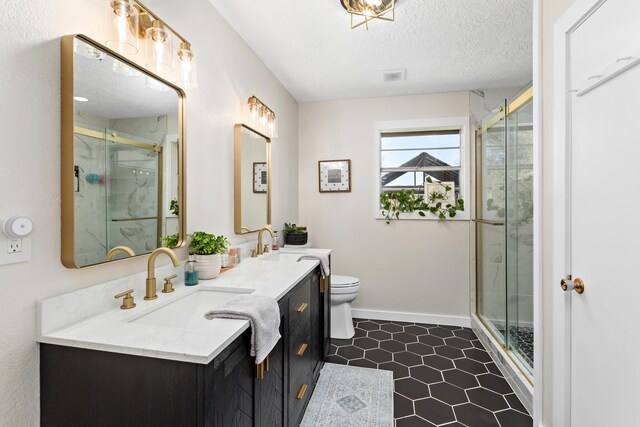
[
  {"x1": 257, "y1": 227, "x2": 275, "y2": 255},
  {"x1": 106, "y1": 246, "x2": 135, "y2": 261},
  {"x1": 145, "y1": 247, "x2": 180, "y2": 300}
]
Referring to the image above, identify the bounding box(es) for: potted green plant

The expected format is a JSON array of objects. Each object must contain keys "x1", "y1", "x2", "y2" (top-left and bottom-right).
[
  {"x1": 189, "y1": 231, "x2": 229, "y2": 279},
  {"x1": 283, "y1": 223, "x2": 308, "y2": 246}
]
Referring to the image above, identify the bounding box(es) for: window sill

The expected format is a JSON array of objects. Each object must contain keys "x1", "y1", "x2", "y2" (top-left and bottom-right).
[{"x1": 375, "y1": 212, "x2": 471, "y2": 222}]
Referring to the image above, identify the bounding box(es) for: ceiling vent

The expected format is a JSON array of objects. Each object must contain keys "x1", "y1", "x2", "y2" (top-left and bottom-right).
[{"x1": 382, "y1": 68, "x2": 407, "y2": 83}]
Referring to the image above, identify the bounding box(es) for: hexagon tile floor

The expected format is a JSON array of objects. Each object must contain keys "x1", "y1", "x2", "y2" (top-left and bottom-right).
[{"x1": 326, "y1": 319, "x2": 532, "y2": 427}]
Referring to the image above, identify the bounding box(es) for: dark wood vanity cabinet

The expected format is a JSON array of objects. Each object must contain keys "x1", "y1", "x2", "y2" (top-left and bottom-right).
[{"x1": 41, "y1": 266, "x2": 329, "y2": 427}]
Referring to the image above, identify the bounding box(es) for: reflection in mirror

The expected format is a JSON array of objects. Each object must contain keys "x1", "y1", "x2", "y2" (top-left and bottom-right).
[
  {"x1": 62, "y1": 35, "x2": 185, "y2": 268},
  {"x1": 234, "y1": 124, "x2": 271, "y2": 234}
]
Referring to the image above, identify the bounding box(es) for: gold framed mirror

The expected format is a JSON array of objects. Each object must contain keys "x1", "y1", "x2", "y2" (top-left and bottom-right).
[
  {"x1": 61, "y1": 34, "x2": 186, "y2": 268},
  {"x1": 234, "y1": 124, "x2": 271, "y2": 234}
]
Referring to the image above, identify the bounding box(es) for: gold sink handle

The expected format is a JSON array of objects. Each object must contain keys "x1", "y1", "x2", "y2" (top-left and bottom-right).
[
  {"x1": 114, "y1": 289, "x2": 136, "y2": 310},
  {"x1": 162, "y1": 274, "x2": 177, "y2": 294}
]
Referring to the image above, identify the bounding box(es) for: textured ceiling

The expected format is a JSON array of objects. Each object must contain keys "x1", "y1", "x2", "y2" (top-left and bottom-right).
[{"x1": 208, "y1": 0, "x2": 533, "y2": 103}]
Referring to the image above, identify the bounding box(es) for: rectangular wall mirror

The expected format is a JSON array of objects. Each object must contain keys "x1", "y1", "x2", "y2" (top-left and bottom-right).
[
  {"x1": 234, "y1": 124, "x2": 271, "y2": 234},
  {"x1": 61, "y1": 34, "x2": 186, "y2": 268}
]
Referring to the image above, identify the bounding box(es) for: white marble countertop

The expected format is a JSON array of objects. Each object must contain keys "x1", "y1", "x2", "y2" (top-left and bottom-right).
[{"x1": 37, "y1": 248, "x2": 331, "y2": 365}]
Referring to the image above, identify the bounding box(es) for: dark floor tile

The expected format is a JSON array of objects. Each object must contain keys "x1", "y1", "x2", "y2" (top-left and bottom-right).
[
  {"x1": 379, "y1": 361, "x2": 410, "y2": 379},
  {"x1": 410, "y1": 365, "x2": 443, "y2": 385},
  {"x1": 380, "y1": 339, "x2": 407, "y2": 353},
  {"x1": 393, "y1": 332, "x2": 419, "y2": 344},
  {"x1": 504, "y1": 393, "x2": 528, "y2": 414},
  {"x1": 353, "y1": 337, "x2": 378, "y2": 350},
  {"x1": 495, "y1": 409, "x2": 533, "y2": 427},
  {"x1": 454, "y1": 358, "x2": 488, "y2": 375},
  {"x1": 336, "y1": 345, "x2": 364, "y2": 359},
  {"x1": 434, "y1": 345, "x2": 465, "y2": 360},
  {"x1": 358, "y1": 320, "x2": 381, "y2": 331},
  {"x1": 325, "y1": 354, "x2": 348, "y2": 364},
  {"x1": 477, "y1": 373, "x2": 513, "y2": 394},
  {"x1": 353, "y1": 327, "x2": 367, "y2": 338},
  {"x1": 406, "y1": 342, "x2": 435, "y2": 356},
  {"x1": 418, "y1": 334, "x2": 445, "y2": 347},
  {"x1": 404, "y1": 325, "x2": 430, "y2": 336},
  {"x1": 440, "y1": 423, "x2": 465, "y2": 427},
  {"x1": 381, "y1": 323, "x2": 404, "y2": 333},
  {"x1": 442, "y1": 369, "x2": 480, "y2": 389},
  {"x1": 485, "y1": 362, "x2": 503, "y2": 376},
  {"x1": 445, "y1": 337, "x2": 475, "y2": 350},
  {"x1": 454, "y1": 403, "x2": 500, "y2": 427},
  {"x1": 365, "y1": 348, "x2": 393, "y2": 363},
  {"x1": 332, "y1": 338, "x2": 352, "y2": 347},
  {"x1": 394, "y1": 392, "x2": 415, "y2": 418},
  {"x1": 464, "y1": 348, "x2": 493, "y2": 363},
  {"x1": 454, "y1": 329, "x2": 478, "y2": 340},
  {"x1": 366, "y1": 319, "x2": 387, "y2": 325},
  {"x1": 395, "y1": 377, "x2": 430, "y2": 400},
  {"x1": 438, "y1": 325, "x2": 462, "y2": 331},
  {"x1": 328, "y1": 344, "x2": 338, "y2": 355},
  {"x1": 348, "y1": 358, "x2": 378, "y2": 369},
  {"x1": 472, "y1": 339, "x2": 486, "y2": 349},
  {"x1": 414, "y1": 398, "x2": 456, "y2": 425},
  {"x1": 394, "y1": 351, "x2": 423, "y2": 367},
  {"x1": 369, "y1": 330, "x2": 393, "y2": 341},
  {"x1": 429, "y1": 327, "x2": 455, "y2": 338},
  {"x1": 467, "y1": 387, "x2": 509, "y2": 411},
  {"x1": 430, "y1": 382, "x2": 468, "y2": 405},
  {"x1": 422, "y1": 354, "x2": 455, "y2": 371},
  {"x1": 396, "y1": 416, "x2": 436, "y2": 427}
]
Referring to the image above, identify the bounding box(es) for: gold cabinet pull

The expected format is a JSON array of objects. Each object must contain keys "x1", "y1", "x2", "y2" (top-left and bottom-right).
[
  {"x1": 114, "y1": 289, "x2": 136, "y2": 310},
  {"x1": 296, "y1": 384, "x2": 308, "y2": 400},
  {"x1": 320, "y1": 275, "x2": 329, "y2": 293},
  {"x1": 297, "y1": 302, "x2": 308, "y2": 313},
  {"x1": 296, "y1": 343, "x2": 308, "y2": 357},
  {"x1": 256, "y1": 355, "x2": 270, "y2": 380}
]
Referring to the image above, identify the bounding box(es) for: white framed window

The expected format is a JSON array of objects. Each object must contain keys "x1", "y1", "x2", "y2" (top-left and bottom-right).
[{"x1": 374, "y1": 117, "x2": 471, "y2": 220}]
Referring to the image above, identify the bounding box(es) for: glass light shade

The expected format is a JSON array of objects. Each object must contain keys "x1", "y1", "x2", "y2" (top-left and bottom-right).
[
  {"x1": 105, "y1": 0, "x2": 139, "y2": 55},
  {"x1": 112, "y1": 58, "x2": 142, "y2": 77},
  {"x1": 365, "y1": 0, "x2": 383, "y2": 6},
  {"x1": 259, "y1": 105, "x2": 269, "y2": 130},
  {"x1": 145, "y1": 20, "x2": 174, "y2": 74},
  {"x1": 248, "y1": 97, "x2": 261, "y2": 128},
  {"x1": 267, "y1": 113, "x2": 278, "y2": 138},
  {"x1": 176, "y1": 43, "x2": 198, "y2": 89},
  {"x1": 74, "y1": 39, "x2": 107, "y2": 60}
]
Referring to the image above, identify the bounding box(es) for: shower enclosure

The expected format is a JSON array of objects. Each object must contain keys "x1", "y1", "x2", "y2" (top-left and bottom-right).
[{"x1": 475, "y1": 87, "x2": 534, "y2": 377}]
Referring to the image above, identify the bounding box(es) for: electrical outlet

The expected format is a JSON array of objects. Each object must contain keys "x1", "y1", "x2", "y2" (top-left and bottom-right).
[{"x1": 8, "y1": 239, "x2": 21, "y2": 253}]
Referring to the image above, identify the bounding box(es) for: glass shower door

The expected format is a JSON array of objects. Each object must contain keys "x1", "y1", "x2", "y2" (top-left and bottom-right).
[
  {"x1": 105, "y1": 130, "x2": 161, "y2": 256},
  {"x1": 476, "y1": 100, "x2": 507, "y2": 344},
  {"x1": 505, "y1": 97, "x2": 534, "y2": 371}
]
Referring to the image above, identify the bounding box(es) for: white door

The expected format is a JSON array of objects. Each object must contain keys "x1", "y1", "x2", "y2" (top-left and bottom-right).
[{"x1": 556, "y1": 0, "x2": 640, "y2": 425}]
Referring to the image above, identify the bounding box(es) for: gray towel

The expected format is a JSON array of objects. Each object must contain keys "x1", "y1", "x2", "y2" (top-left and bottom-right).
[
  {"x1": 297, "y1": 254, "x2": 330, "y2": 278},
  {"x1": 204, "y1": 295, "x2": 280, "y2": 364}
]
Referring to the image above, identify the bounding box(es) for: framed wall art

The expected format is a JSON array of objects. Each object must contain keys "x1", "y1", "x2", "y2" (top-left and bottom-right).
[
  {"x1": 318, "y1": 159, "x2": 351, "y2": 193},
  {"x1": 253, "y1": 162, "x2": 267, "y2": 193}
]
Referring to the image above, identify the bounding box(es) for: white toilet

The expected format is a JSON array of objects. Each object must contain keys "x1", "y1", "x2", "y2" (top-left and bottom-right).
[{"x1": 330, "y1": 275, "x2": 360, "y2": 339}]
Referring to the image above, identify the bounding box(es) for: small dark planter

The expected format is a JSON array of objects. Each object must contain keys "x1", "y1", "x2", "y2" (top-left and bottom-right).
[{"x1": 285, "y1": 232, "x2": 308, "y2": 246}]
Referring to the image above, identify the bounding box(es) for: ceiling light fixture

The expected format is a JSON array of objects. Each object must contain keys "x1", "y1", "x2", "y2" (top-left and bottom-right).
[{"x1": 340, "y1": 0, "x2": 395, "y2": 30}]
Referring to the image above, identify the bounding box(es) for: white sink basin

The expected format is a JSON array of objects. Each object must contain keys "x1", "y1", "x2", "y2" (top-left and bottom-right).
[
  {"x1": 129, "y1": 288, "x2": 254, "y2": 330},
  {"x1": 260, "y1": 251, "x2": 307, "y2": 262}
]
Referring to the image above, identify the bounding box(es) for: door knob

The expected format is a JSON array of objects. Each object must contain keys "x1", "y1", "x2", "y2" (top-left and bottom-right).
[{"x1": 560, "y1": 275, "x2": 585, "y2": 294}]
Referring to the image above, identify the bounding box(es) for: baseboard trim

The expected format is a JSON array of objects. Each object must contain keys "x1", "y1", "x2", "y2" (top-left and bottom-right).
[{"x1": 351, "y1": 309, "x2": 471, "y2": 328}]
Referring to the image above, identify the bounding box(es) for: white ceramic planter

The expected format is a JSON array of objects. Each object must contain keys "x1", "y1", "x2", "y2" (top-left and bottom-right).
[{"x1": 196, "y1": 254, "x2": 222, "y2": 279}]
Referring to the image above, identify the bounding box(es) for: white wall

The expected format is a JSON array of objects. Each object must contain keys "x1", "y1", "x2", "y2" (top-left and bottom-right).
[
  {"x1": 0, "y1": 0, "x2": 298, "y2": 424},
  {"x1": 298, "y1": 93, "x2": 471, "y2": 321}
]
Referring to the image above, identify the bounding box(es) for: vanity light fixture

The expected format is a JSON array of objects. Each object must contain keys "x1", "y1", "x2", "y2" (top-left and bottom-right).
[
  {"x1": 104, "y1": 0, "x2": 198, "y2": 87},
  {"x1": 340, "y1": 0, "x2": 396, "y2": 30},
  {"x1": 248, "y1": 96, "x2": 278, "y2": 138}
]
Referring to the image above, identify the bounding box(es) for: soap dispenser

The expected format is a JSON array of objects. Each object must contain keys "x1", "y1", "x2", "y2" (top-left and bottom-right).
[{"x1": 185, "y1": 252, "x2": 199, "y2": 286}]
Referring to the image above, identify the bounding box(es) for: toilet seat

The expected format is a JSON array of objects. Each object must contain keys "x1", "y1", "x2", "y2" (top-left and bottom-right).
[{"x1": 331, "y1": 275, "x2": 360, "y2": 288}]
